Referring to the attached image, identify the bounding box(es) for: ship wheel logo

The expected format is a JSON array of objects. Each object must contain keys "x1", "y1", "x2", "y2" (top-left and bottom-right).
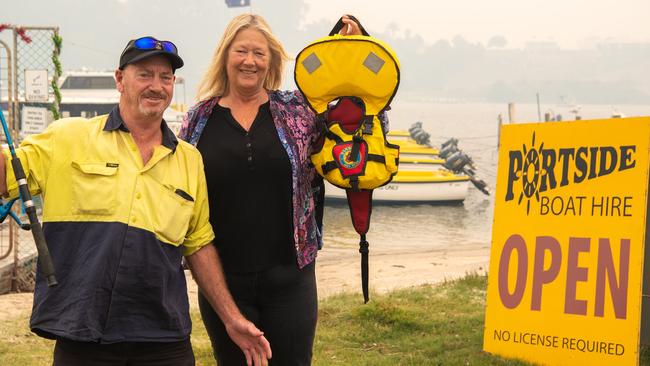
[{"x1": 518, "y1": 132, "x2": 544, "y2": 214}]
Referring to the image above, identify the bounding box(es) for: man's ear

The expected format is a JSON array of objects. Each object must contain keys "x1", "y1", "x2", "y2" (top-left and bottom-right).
[{"x1": 115, "y1": 68, "x2": 124, "y2": 93}]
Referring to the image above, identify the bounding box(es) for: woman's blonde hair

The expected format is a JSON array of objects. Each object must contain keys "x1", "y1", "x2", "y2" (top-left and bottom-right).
[{"x1": 196, "y1": 14, "x2": 290, "y2": 101}]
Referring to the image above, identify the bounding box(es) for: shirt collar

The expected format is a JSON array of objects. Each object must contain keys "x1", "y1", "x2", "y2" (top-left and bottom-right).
[{"x1": 105, "y1": 106, "x2": 178, "y2": 153}]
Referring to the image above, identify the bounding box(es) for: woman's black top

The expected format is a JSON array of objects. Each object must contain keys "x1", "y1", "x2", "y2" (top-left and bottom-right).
[{"x1": 196, "y1": 101, "x2": 295, "y2": 273}]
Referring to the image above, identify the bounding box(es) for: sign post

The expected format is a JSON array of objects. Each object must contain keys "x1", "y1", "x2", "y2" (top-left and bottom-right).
[{"x1": 484, "y1": 117, "x2": 650, "y2": 365}]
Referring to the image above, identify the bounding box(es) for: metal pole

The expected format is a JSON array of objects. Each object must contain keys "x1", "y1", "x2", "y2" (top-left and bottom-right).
[
  {"x1": 536, "y1": 92, "x2": 541, "y2": 121},
  {"x1": 10, "y1": 26, "x2": 58, "y2": 31},
  {"x1": 0, "y1": 43, "x2": 3, "y2": 107},
  {"x1": 12, "y1": 27, "x2": 19, "y2": 134},
  {"x1": 10, "y1": 213, "x2": 16, "y2": 291},
  {"x1": 0, "y1": 40, "x2": 18, "y2": 290},
  {"x1": 0, "y1": 40, "x2": 11, "y2": 130}
]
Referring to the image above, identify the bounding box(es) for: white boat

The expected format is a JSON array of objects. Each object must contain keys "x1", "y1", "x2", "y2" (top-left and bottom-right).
[
  {"x1": 59, "y1": 70, "x2": 119, "y2": 118},
  {"x1": 325, "y1": 170, "x2": 470, "y2": 203},
  {"x1": 57, "y1": 70, "x2": 186, "y2": 133}
]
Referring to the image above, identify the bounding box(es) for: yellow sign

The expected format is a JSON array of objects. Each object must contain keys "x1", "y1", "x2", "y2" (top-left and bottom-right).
[{"x1": 483, "y1": 117, "x2": 650, "y2": 366}]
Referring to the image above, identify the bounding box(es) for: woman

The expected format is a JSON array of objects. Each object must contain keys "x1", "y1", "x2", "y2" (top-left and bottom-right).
[{"x1": 179, "y1": 13, "x2": 362, "y2": 366}]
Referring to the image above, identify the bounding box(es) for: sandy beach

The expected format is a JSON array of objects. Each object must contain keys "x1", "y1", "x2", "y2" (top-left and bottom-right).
[
  {"x1": 0, "y1": 243, "x2": 490, "y2": 322},
  {"x1": 315, "y1": 244, "x2": 490, "y2": 298}
]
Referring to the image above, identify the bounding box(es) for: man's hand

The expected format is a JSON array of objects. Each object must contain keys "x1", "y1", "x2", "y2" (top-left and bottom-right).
[
  {"x1": 339, "y1": 15, "x2": 362, "y2": 36},
  {"x1": 225, "y1": 317, "x2": 272, "y2": 366}
]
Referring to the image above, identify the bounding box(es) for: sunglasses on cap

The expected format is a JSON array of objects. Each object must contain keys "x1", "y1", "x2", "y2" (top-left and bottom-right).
[
  {"x1": 133, "y1": 36, "x2": 178, "y2": 54},
  {"x1": 119, "y1": 36, "x2": 184, "y2": 70}
]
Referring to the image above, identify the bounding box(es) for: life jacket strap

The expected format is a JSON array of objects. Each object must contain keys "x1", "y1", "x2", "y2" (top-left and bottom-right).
[
  {"x1": 321, "y1": 161, "x2": 338, "y2": 174},
  {"x1": 362, "y1": 115, "x2": 374, "y2": 135},
  {"x1": 350, "y1": 176, "x2": 360, "y2": 191},
  {"x1": 316, "y1": 111, "x2": 328, "y2": 124},
  {"x1": 350, "y1": 135, "x2": 363, "y2": 163},
  {"x1": 325, "y1": 130, "x2": 344, "y2": 143},
  {"x1": 328, "y1": 15, "x2": 371, "y2": 37},
  {"x1": 359, "y1": 235, "x2": 370, "y2": 303},
  {"x1": 367, "y1": 154, "x2": 385, "y2": 164}
]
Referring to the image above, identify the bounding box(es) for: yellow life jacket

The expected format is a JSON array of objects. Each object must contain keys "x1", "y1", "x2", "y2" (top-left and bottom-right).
[
  {"x1": 295, "y1": 31, "x2": 400, "y2": 190},
  {"x1": 295, "y1": 17, "x2": 401, "y2": 303}
]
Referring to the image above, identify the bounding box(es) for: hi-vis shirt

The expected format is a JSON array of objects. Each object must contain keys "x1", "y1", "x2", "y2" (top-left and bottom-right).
[{"x1": 3, "y1": 107, "x2": 214, "y2": 343}]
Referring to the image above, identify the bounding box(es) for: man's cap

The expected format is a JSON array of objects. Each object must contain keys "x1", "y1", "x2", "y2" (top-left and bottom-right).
[{"x1": 119, "y1": 36, "x2": 184, "y2": 71}]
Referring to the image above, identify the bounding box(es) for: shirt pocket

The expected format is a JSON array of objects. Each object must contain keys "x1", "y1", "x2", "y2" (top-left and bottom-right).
[
  {"x1": 70, "y1": 161, "x2": 118, "y2": 215},
  {"x1": 153, "y1": 184, "x2": 195, "y2": 246}
]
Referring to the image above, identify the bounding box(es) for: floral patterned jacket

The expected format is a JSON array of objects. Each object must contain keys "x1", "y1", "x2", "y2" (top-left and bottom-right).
[{"x1": 179, "y1": 90, "x2": 323, "y2": 269}]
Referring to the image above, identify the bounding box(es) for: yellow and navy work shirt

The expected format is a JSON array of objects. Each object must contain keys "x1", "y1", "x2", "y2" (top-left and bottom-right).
[{"x1": 3, "y1": 106, "x2": 214, "y2": 343}]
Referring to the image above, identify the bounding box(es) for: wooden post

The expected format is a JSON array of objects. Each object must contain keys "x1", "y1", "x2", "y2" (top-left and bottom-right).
[
  {"x1": 497, "y1": 113, "x2": 503, "y2": 147},
  {"x1": 508, "y1": 103, "x2": 516, "y2": 124}
]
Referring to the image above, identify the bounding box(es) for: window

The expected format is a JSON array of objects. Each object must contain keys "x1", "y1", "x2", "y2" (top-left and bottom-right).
[{"x1": 60, "y1": 76, "x2": 116, "y2": 90}]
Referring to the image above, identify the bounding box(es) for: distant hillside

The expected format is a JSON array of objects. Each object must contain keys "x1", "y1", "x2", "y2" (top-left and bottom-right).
[
  {"x1": 266, "y1": 4, "x2": 650, "y2": 105},
  {"x1": 370, "y1": 33, "x2": 650, "y2": 104}
]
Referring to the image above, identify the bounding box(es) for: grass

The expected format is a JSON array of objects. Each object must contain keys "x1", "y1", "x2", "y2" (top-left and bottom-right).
[
  {"x1": 0, "y1": 315, "x2": 53, "y2": 364},
  {"x1": 311, "y1": 273, "x2": 528, "y2": 366},
  {"x1": 2, "y1": 274, "x2": 647, "y2": 365}
]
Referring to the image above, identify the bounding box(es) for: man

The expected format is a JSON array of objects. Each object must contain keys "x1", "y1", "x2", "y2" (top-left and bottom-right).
[{"x1": 0, "y1": 36, "x2": 271, "y2": 366}]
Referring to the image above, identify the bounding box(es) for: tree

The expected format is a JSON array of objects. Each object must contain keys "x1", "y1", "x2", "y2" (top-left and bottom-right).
[{"x1": 488, "y1": 35, "x2": 508, "y2": 49}]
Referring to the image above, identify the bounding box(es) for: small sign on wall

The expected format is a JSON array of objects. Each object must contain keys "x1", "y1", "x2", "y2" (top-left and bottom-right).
[
  {"x1": 21, "y1": 106, "x2": 49, "y2": 134},
  {"x1": 24, "y1": 69, "x2": 49, "y2": 102}
]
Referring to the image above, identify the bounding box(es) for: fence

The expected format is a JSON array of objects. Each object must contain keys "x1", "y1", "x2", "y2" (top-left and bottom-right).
[{"x1": 0, "y1": 25, "x2": 59, "y2": 293}]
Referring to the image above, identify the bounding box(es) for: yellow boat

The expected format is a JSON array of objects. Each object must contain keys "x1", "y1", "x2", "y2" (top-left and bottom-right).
[
  {"x1": 399, "y1": 156, "x2": 445, "y2": 171},
  {"x1": 325, "y1": 170, "x2": 470, "y2": 202},
  {"x1": 387, "y1": 130, "x2": 444, "y2": 170},
  {"x1": 323, "y1": 129, "x2": 486, "y2": 202},
  {"x1": 388, "y1": 131, "x2": 440, "y2": 159}
]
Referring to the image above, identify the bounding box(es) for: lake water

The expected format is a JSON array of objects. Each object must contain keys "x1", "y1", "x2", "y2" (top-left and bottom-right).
[{"x1": 321, "y1": 101, "x2": 650, "y2": 251}]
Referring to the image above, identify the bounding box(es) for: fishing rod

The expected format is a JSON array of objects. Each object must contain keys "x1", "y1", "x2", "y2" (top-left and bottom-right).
[{"x1": 0, "y1": 109, "x2": 57, "y2": 286}]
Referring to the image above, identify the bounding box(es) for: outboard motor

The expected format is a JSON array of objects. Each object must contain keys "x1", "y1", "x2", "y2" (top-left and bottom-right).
[
  {"x1": 409, "y1": 122, "x2": 431, "y2": 145},
  {"x1": 439, "y1": 143, "x2": 459, "y2": 160},
  {"x1": 444, "y1": 151, "x2": 472, "y2": 173},
  {"x1": 440, "y1": 138, "x2": 458, "y2": 150},
  {"x1": 408, "y1": 122, "x2": 491, "y2": 196},
  {"x1": 469, "y1": 176, "x2": 490, "y2": 195},
  {"x1": 411, "y1": 129, "x2": 431, "y2": 146},
  {"x1": 408, "y1": 121, "x2": 423, "y2": 135}
]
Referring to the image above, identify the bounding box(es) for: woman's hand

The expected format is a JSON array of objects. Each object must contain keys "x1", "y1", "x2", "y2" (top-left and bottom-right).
[{"x1": 339, "y1": 15, "x2": 362, "y2": 36}]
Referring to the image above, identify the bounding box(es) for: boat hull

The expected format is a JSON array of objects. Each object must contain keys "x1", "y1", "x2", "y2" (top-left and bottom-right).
[
  {"x1": 398, "y1": 160, "x2": 445, "y2": 171},
  {"x1": 324, "y1": 179, "x2": 469, "y2": 203},
  {"x1": 399, "y1": 152, "x2": 440, "y2": 160}
]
